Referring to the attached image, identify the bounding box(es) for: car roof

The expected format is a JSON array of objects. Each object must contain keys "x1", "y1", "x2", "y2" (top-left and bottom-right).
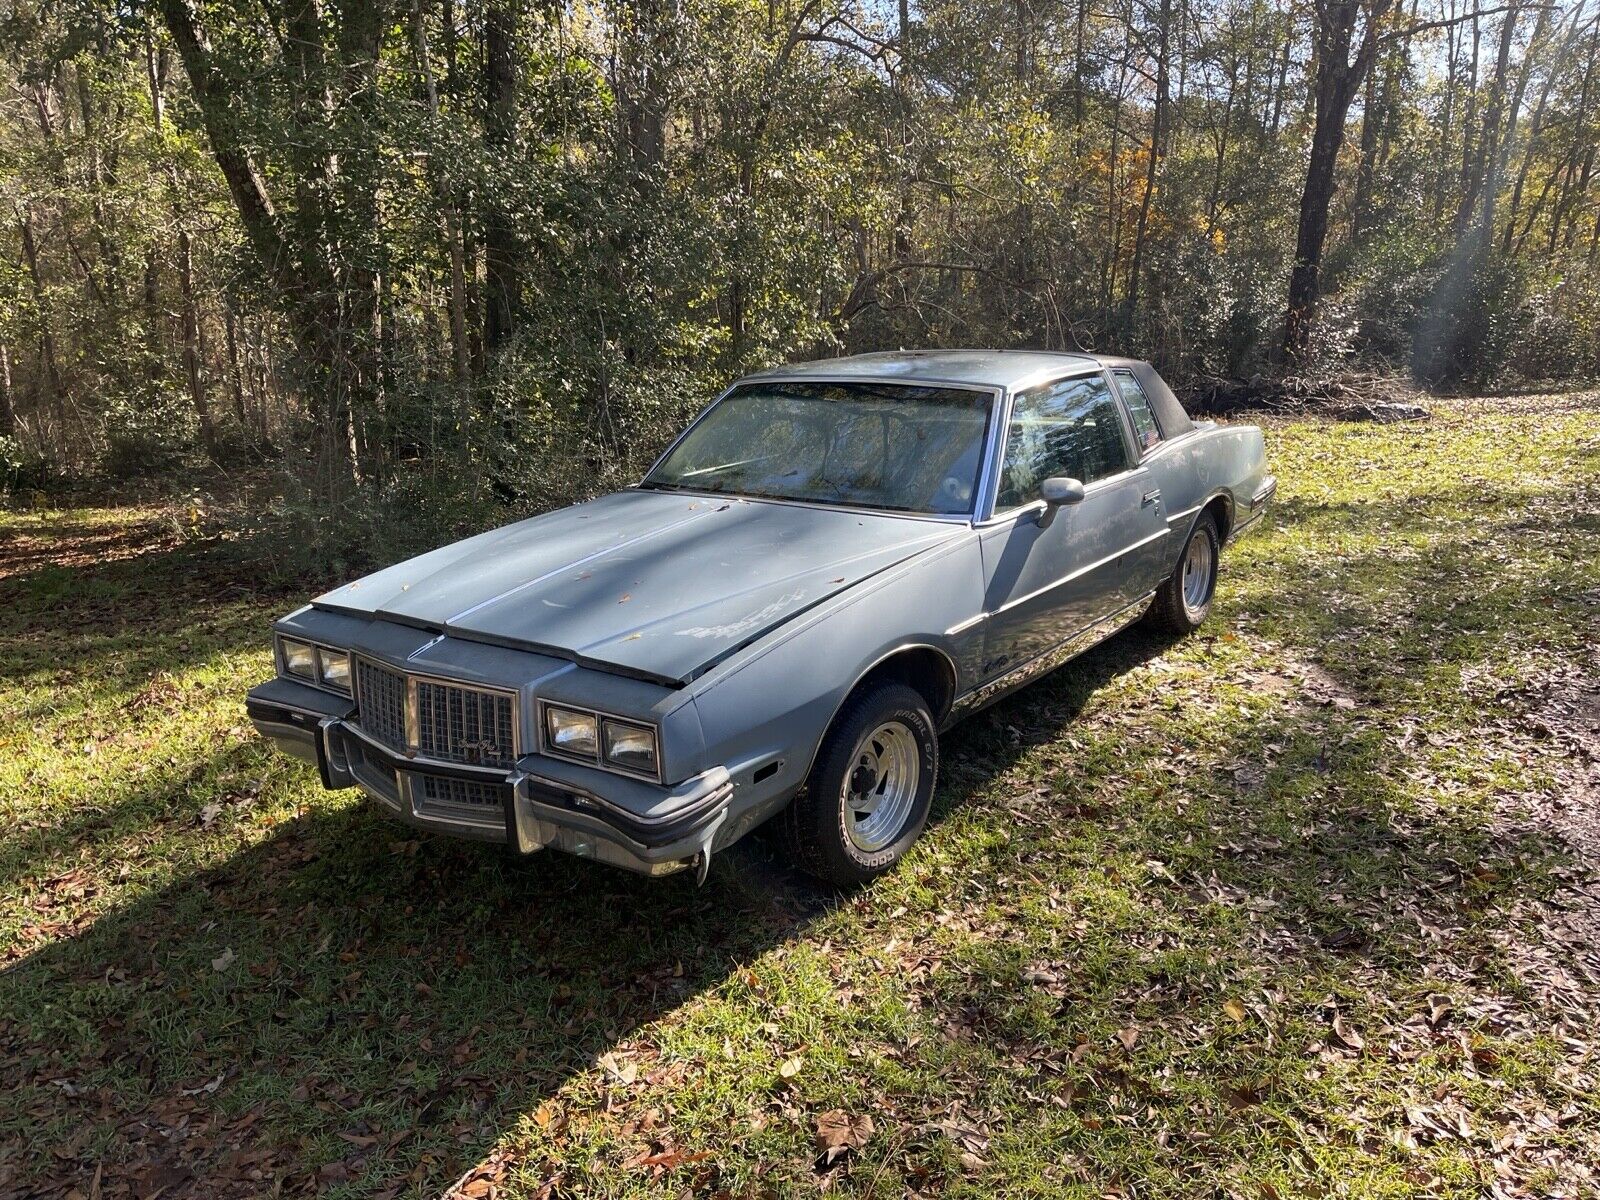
[{"x1": 741, "y1": 349, "x2": 1136, "y2": 391}]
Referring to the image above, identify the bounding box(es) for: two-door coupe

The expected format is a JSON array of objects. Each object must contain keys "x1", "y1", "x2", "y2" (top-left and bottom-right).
[{"x1": 247, "y1": 351, "x2": 1274, "y2": 885}]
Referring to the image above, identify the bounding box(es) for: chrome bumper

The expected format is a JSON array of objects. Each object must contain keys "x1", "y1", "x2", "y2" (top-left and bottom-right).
[{"x1": 246, "y1": 679, "x2": 733, "y2": 879}]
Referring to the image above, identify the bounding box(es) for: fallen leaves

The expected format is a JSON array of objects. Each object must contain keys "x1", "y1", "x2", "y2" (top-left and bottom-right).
[
  {"x1": 814, "y1": 1109, "x2": 873, "y2": 1168},
  {"x1": 598, "y1": 1051, "x2": 638, "y2": 1086},
  {"x1": 1329, "y1": 1011, "x2": 1364, "y2": 1054}
]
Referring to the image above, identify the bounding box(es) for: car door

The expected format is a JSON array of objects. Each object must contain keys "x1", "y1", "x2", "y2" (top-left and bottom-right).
[{"x1": 976, "y1": 371, "x2": 1168, "y2": 681}]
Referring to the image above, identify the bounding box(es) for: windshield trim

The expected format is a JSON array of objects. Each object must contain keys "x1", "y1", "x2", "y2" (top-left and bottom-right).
[{"x1": 641, "y1": 374, "x2": 1006, "y2": 520}]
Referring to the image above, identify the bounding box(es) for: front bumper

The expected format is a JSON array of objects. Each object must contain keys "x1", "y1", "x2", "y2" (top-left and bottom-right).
[{"x1": 246, "y1": 678, "x2": 732, "y2": 878}]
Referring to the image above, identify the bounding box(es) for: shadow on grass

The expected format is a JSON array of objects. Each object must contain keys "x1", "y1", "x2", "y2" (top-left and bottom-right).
[{"x1": 0, "y1": 624, "x2": 1191, "y2": 1199}]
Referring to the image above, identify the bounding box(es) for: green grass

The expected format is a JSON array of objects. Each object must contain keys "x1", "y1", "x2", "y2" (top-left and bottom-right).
[{"x1": 2, "y1": 394, "x2": 1598, "y2": 1198}]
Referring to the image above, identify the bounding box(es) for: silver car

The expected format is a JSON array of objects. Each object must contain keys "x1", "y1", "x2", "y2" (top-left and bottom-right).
[{"x1": 247, "y1": 351, "x2": 1274, "y2": 885}]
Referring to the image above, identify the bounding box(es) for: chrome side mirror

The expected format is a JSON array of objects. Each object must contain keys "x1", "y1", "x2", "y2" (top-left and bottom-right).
[{"x1": 1035, "y1": 477, "x2": 1085, "y2": 528}]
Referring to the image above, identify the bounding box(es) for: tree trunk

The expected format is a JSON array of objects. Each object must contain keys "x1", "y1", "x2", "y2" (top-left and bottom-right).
[
  {"x1": 224, "y1": 305, "x2": 248, "y2": 430},
  {"x1": 0, "y1": 343, "x2": 14, "y2": 439},
  {"x1": 177, "y1": 229, "x2": 217, "y2": 458},
  {"x1": 1281, "y1": 0, "x2": 1395, "y2": 364},
  {"x1": 1124, "y1": 0, "x2": 1171, "y2": 324},
  {"x1": 412, "y1": 0, "x2": 471, "y2": 383},
  {"x1": 484, "y1": 0, "x2": 520, "y2": 353},
  {"x1": 17, "y1": 208, "x2": 66, "y2": 439}
]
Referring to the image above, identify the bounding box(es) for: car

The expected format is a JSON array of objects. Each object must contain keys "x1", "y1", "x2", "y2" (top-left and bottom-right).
[{"x1": 247, "y1": 350, "x2": 1275, "y2": 886}]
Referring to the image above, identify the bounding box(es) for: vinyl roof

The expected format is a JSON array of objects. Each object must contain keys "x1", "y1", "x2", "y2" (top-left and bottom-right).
[{"x1": 742, "y1": 349, "x2": 1116, "y2": 390}]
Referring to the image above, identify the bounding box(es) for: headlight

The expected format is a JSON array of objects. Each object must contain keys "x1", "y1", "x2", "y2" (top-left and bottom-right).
[
  {"x1": 545, "y1": 706, "x2": 598, "y2": 759},
  {"x1": 317, "y1": 649, "x2": 351, "y2": 693},
  {"x1": 603, "y1": 719, "x2": 658, "y2": 776},
  {"x1": 280, "y1": 638, "x2": 315, "y2": 679}
]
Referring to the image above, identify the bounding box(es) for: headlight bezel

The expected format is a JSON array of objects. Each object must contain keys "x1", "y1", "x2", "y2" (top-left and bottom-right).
[
  {"x1": 275, "y1": 635, "x2": 353, "y2": 697},
  {"x1": 539, "y1": 700, "x2": 662, "y2": 782}
]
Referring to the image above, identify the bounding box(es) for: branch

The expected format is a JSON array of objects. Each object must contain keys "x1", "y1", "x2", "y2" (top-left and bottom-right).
[{"x1": 1379, "y1": 2, "x2": 1557, "y2": 44}]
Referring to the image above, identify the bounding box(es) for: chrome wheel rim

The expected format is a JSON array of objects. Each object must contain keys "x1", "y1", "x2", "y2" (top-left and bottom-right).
[
  {"x1": 841, "y1": 720, "x2": 920, "y2": 853},
  {"x1": 1182, "y1": 530, "x2": 1215, "y2": 617}
]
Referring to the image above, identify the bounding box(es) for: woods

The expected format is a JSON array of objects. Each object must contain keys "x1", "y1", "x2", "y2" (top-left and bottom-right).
[{"x1": 3, "y1": 0, "x2": 1599, "y2": 525}]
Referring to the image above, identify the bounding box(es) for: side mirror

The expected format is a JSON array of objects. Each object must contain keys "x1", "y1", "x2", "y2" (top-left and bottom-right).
[
  {"x1": 1035, "y1": 477, "x2": 1084, "y2": 528},
  {"x1": 1040, "y1": 477, "x2": 1086, "y2": 506}
]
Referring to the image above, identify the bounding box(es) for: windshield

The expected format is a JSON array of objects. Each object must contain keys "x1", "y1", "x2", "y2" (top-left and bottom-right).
[{"x1": 645, "y1": 381, "x2": 995, "y2": 515}]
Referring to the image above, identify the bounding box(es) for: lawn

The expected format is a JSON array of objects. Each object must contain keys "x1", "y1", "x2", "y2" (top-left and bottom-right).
[{"x1": 2, "y1": 394, "x2": 1598, "y2": 1199}]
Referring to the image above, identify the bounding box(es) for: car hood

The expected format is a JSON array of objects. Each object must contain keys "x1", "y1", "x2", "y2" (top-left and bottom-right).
[{"x1": 312, "y1": 489, "x2": 962, "y2": 685}]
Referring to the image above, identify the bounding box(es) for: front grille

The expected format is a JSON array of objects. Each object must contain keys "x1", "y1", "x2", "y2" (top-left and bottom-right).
[
  {"x1": 413, "y1": 773, "x2": 509, "y2": 828},
  {"x1": 417, "y1": 774, "x2": 507, "y2": 808},
  {"x1": 416, "y1": 679, "x2": 516, "y2": 769},
  {"x1": 353, "y1": 657, "x2": 517, "y2": 769},
  {"x1": 354, "y1": 658, "x2": 408, "y2": 752}
]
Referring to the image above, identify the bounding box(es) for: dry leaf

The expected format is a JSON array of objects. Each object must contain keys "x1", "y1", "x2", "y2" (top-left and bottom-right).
[
  {"x1": 1223, "y1": 998, "x2": 1247, "y2": 1023},
  {"x1": 1116, "y1": 1025, "x2": 1140, "y2": 1051},
  {"x1": 779, "y1": 1055, "x2": 804, "y2": 1079},
  {"x1": 814, "y1": 1109, "x2": 874, "y2": 1166},
  {"x1": 1331, "y1": 1013, "x2": 1364, "y2": 1052},
  {"x1": 599, "y1": 1052, "x2": 638, "y2": 1085}
]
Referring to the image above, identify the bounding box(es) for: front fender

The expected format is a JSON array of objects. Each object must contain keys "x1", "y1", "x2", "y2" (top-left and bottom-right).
[{"x1": 683, "y1": 533, "x2": 985, "y2": 839}]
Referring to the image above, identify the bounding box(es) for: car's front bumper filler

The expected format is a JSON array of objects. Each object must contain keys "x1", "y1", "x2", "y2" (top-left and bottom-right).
[{"x1": 246, "y1": 678, "x2": 733, "y2": 879}]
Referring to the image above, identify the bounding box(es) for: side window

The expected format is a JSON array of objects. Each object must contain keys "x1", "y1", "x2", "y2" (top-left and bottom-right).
[
  {"x1": 1113, "y1": 369, "x2": 1162, "y2": 451},
  {"x1": 997, "y1": 375, "x2": 1131, "y2": 509}
]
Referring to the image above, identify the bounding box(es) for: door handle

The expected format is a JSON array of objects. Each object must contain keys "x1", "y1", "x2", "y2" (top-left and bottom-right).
[{"x1": 1142, "y1": 489, "x2": 1162, "y2": 506}]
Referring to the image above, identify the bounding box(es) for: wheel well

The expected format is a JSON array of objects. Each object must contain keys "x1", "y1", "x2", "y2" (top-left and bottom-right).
[
  {"x1": 853, "y1": 646, "x2": 957, "y2": 723},
  {"x1": 1204, "y1": 494, "x2": 1233, "y2": 543}
]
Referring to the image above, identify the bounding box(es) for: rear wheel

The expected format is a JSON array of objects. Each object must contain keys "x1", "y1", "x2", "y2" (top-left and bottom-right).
[
  {"x1": 780, "y1": 681, "x2": 937, "y2": 887},
  {"x1": 1148, "y1": 511, "x2": 1219, "y2": 633}
]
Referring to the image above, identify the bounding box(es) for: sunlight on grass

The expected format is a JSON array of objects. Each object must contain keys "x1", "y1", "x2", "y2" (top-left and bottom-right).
[{"x1": 1, "y1": 396, "x2": 1597, "y2": 1197}]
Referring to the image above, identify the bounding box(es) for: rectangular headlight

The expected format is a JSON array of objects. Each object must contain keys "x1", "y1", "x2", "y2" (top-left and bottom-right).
[
  {"x1": 317, "y1": 649, "x2": 351, "y2": 693},
  {"x1": 545, "y1": 706, "x2": 598, "y2": 759},
  {"x1": 602, "y1": 719, "x2": 658, "y2": 776},
  {"x1": 280, "y1": 638, "x2": 315, "y2": 679}
]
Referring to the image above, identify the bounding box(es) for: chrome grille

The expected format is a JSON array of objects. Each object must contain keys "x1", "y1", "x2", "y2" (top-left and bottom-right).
[
  {"x1": 417, "y1": 775, "x2": 507, "y2": 808},
  {"x1": 353, "y1": 657, "x2": 518, "y2": 769},
  {"x1": 354, "y1": 659, "x2": 409, "y2": 752},
  {"x1": 416, "y1": 679, "x2": 516, "y2": 769}
]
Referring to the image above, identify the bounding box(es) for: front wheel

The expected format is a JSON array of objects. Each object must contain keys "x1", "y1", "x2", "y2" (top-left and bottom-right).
[
  {"x1": 1148, "y1": 511, "x2": 1219, "y2": 633},
  {"x1": 780, "y1": 681, "x2": 938, "y2": 888}
]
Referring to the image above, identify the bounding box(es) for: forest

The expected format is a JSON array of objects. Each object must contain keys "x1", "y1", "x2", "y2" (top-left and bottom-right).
[{"x1": 2, "y1": 0, "x2": 1599, "y2": 544}]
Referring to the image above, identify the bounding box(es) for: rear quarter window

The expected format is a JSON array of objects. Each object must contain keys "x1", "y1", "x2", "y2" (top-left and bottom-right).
[{"x1": 1112, "y1": 369, "x2": 1162, "y2": 452}]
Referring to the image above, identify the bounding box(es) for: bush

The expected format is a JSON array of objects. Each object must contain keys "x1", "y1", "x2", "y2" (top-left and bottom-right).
[
  {"x1": 101, "y1": 390, "x2": 196, "y2": 477},
  {"x1": 0, "y1": 435, "x2": 59, "y2": 496}
]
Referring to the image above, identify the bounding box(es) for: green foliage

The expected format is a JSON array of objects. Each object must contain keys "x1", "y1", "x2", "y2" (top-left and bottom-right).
[
  {"x1": 0, "y1": 434, "x2": 56, "y2": 495},
  {"x1": 1, "y1": 0, "x2": 1597, "y2": 525},
  {"x1": 99, "y1": 389, "x2": 197, "y2": 478}
]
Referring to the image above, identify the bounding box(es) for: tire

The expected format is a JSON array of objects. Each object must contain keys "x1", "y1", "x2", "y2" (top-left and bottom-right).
[
  {"x1": 780, "y1": 681, "x2": 938, "y2": 888},
  {"x1": 1148, "y1": 511, "x2": 1220, "y2": 634}
]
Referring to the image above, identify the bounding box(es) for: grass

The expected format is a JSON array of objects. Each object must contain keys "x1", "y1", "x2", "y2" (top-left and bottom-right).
[{"x1": 2, "y1": 394, "x2": 1598, "y2": 1199}]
